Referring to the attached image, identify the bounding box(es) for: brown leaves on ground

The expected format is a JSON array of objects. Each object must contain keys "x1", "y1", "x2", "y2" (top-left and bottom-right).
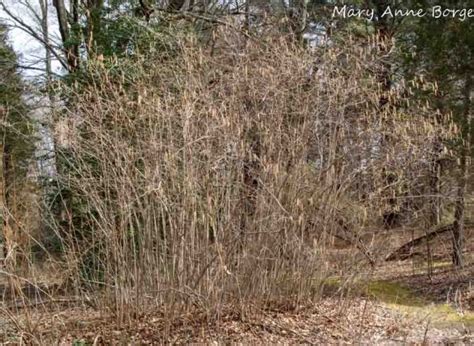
[
  {"x1": 1, "y1": 227, "x2": 472, "y2": 344},
  {"x1": 1, "y1": 297, "x2": 471, "y2": 344}
]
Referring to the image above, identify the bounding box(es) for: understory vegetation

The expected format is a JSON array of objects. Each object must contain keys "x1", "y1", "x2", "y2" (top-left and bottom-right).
[{"x1": 0, "y1": 0, "x2": 472, "y2": 343}]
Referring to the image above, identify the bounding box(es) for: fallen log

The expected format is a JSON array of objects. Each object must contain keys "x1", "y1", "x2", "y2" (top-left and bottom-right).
[{"x1": 385, "y1": 223, "x2": 455, "y2": 261}]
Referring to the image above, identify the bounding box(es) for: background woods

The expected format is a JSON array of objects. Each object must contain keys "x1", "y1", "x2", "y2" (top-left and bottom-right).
[{"x1": 0, "y1": 0, "x2": 472, "y2": 343}]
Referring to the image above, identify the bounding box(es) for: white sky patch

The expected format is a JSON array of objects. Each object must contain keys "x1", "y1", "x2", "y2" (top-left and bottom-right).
[
  {"x1": 0, "y1": 0, "x2": 64, "y2": 80},
  {"x1": 1, "y1": 1, "x2": 63, "y2": 178}
]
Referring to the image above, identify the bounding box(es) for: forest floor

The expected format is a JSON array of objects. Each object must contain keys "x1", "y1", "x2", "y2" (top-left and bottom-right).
[{"x1": 1, "y1": 227, "x2": 473, "y2": 344}]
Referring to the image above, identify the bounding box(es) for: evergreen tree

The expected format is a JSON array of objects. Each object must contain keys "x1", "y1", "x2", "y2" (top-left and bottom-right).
[
  {"x1": 400, "y1": 0, "x2": 473, "y2": 266},
  {"x1": 0, "y1": 23, "x2": 35, "y2": 264}
]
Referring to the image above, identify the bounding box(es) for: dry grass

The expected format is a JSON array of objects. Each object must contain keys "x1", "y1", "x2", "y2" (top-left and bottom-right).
[
  {"x1": 49, "y1": 31, "x2": 451, "y2": 316},
  {"x1": 0, "y1": 29, "x2": 462, "y2": 343}
]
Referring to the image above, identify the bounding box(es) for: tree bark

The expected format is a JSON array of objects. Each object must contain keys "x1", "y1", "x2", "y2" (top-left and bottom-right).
[
  {"x1": 289, "y1": 0, "x2": 307, "y2": 43},
  {"x1": 0, "y1": 108, "x2": 6, "y2": 263},
  {"x1": 86, "y1": 0, "x2": 105, "y2": 55},
  {"x1": 39, "y1": 0, "x2": 51, "y2": 82},
  {"x1": 53, "y1": 0, "x2": 78, "y2": 70},
  {"x1": 0, "y1": 110, "x2": 14, "y2": 266},
  {"x1": 430, "y1": 140, "x2": 442, "y2": 227},
  {"x1": 452, "y1": 74, "x2": 472, "y2": 267}
]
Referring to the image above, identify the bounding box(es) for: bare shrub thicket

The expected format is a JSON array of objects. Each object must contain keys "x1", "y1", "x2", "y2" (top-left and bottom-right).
[{"x1": 53, "y1": 31, "x2": 454, "y2": 320}]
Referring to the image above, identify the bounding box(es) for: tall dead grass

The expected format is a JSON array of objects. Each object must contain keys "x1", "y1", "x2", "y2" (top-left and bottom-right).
[{"x1": 48, "y1": 31, "x2": 453, "y2": 322}]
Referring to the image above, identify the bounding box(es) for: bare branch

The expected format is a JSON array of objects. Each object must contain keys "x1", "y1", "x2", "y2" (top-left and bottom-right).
[{"x1": 0, "y1": 2, "x2": 69, "y2": 71}]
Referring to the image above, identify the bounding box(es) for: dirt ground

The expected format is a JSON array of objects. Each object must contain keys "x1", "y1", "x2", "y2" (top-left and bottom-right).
[{"x1": 1, "y1": 227, "x2": 473, "y2": 344}]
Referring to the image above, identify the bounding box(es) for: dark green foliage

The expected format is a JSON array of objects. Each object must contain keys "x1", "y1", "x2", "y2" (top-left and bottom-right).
[
  {"x1": 398, "y1": 1, "x2": 473, "y2": 150},
  {"x1": 0, "y1": 24, "x2": 35, "y2": 192}
]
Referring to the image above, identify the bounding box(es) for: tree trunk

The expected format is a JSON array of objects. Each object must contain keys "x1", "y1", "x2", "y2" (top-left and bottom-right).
[
  {"x1": 0, "y1": 115, "x2": 14, "y2": 266},
  {"x1": 72, "y1": 0, "x2": 80, "y2": 62},
  {"x1": 53, "y1": 0, "x2": 78, "y2": 70},
  {"x1": 289, "y1": 0, "x2": 307, "y2": 43},
  {"x1": 86, "y1": 0, "x2": 105, "y2": 55},
  {"x1": 39, "y1": 0, "x2": 51, "y2": 82},
  {"x1": 452, "y1": 179, "x2": 465, "y2": 267},
  {"x1": 452, "y1": 74, "x2": 472, "y2": 267},
  {"x1": 0, "y1": 120, "x2": 5, "y2": 263},
  {"x1": 430, "y1": 140, "x2": 442, "y2": 227}
]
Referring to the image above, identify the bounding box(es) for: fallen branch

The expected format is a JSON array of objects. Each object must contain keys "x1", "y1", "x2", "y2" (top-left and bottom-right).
[{"x1": 385, "y1": 223, "x2": 455, "y2": 261}]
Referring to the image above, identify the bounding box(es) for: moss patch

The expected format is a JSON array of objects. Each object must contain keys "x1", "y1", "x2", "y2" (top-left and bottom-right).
[
  {"x1": 389, "y1": 302, "x2": 474, "y2": 327},
  {"x1": 364, "y1": 280, "x2": 474, "y2": 327},
  {"x1": 365, "y1": 280, "x2": 424, "y2": 306},
  {"x1": 321, "y1": 277, "x2": 474, "y2": 328}
]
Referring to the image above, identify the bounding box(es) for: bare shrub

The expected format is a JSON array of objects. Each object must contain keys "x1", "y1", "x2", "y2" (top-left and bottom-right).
[{"x1": 52, "y1": 31, "x2": 454, "y2": 321}]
